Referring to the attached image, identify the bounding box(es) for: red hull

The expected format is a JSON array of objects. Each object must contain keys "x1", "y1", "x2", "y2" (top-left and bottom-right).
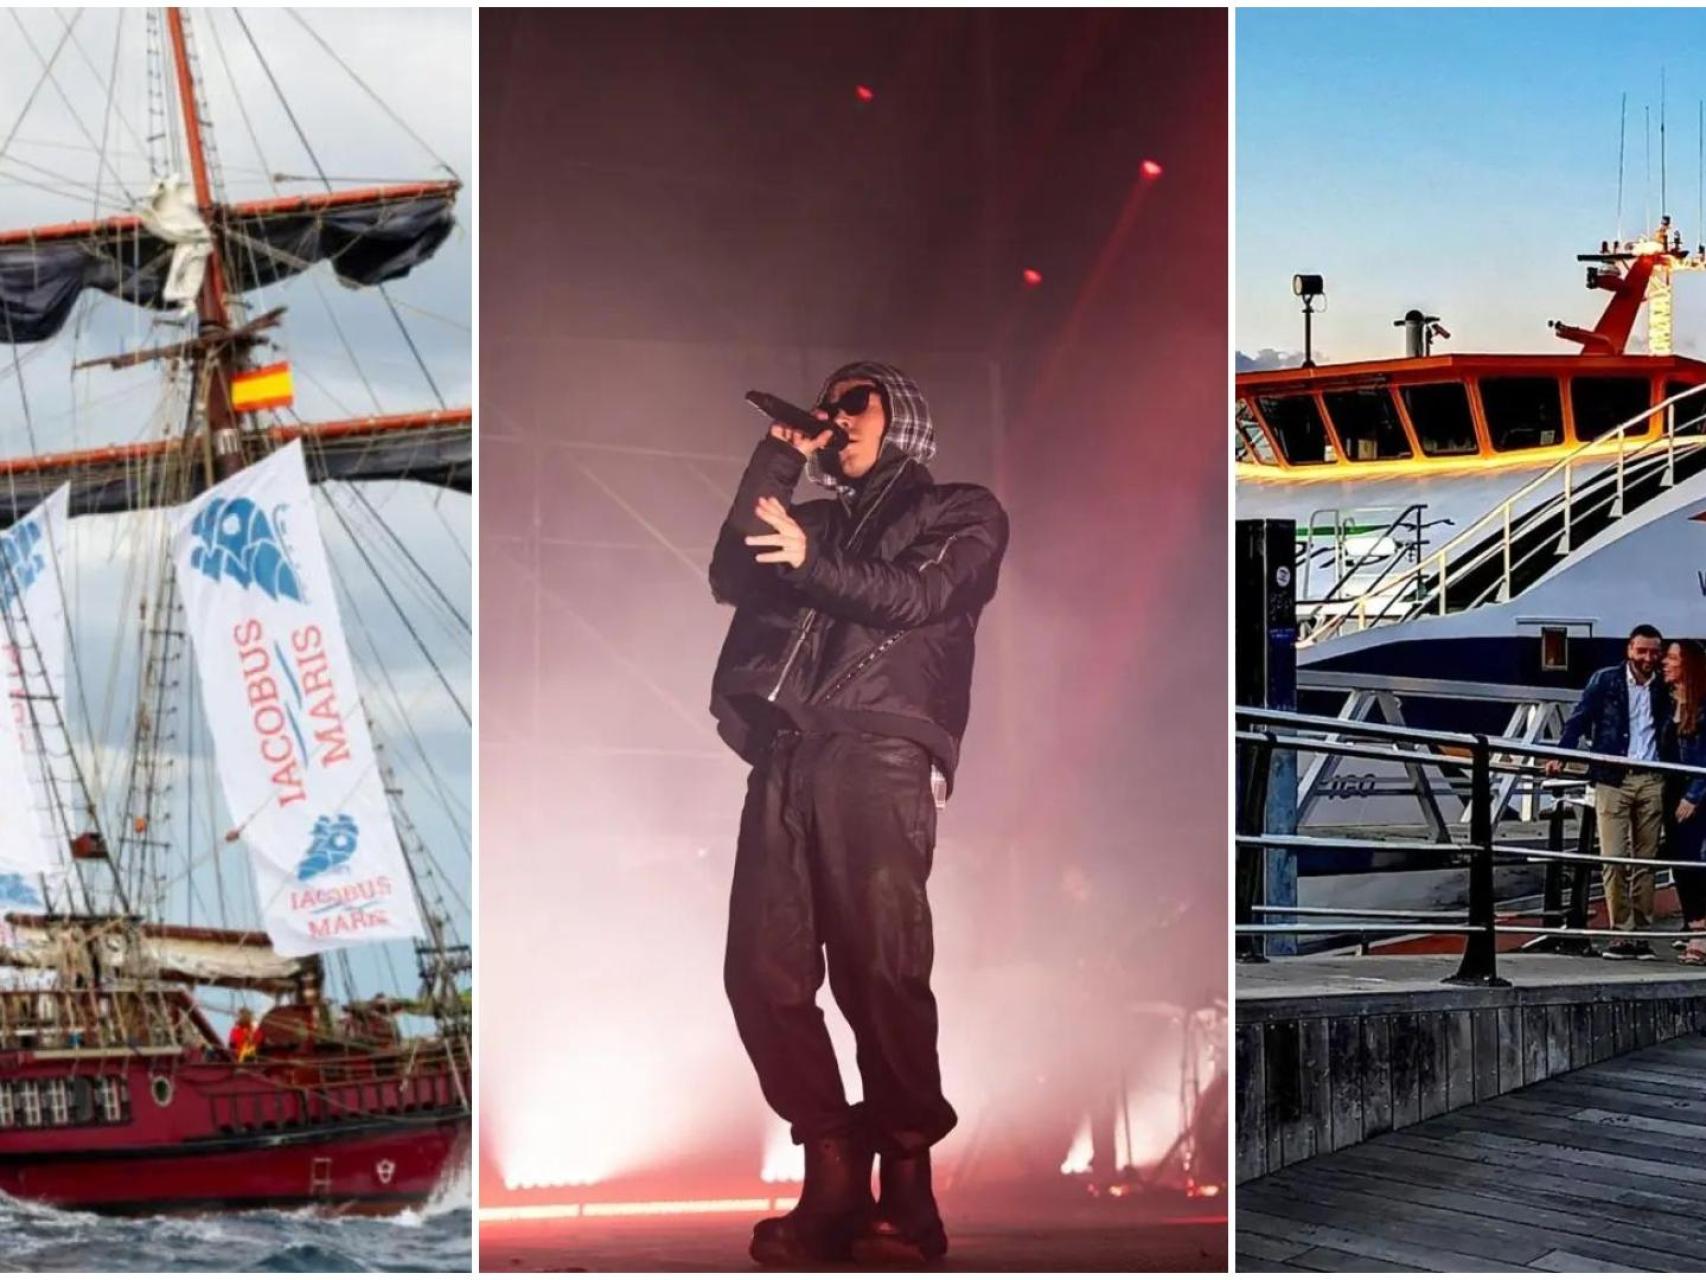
[
  {"x1": 0, "y1": 1051, "x2": 469, "y2": 1214},
  {"x1": 2, "y1": 1113, "x2": 467, "y2": 1214}
]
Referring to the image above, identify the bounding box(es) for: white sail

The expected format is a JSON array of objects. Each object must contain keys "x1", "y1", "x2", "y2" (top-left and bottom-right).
[
  {"x1": 171, "y1": 441, "x2": 424, "y2": 956},
  {"x1": 0, "y1": 486, "x2": 72, "y2": 914}
]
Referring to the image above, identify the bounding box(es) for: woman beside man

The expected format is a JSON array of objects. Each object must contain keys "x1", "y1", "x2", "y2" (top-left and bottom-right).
[{"x1": 1662, "y1": 639, "x2": 1706, "y2": 965}]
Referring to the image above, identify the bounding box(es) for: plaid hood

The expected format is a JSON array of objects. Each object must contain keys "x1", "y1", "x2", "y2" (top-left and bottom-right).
[{"x1": 807, "y1": 361, "x2": 937, "y2": 497}]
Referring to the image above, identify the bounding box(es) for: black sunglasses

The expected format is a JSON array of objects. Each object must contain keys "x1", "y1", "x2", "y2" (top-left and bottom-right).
[{"x1": 818, "y1": 384, "x2": 884, "y2": 418}]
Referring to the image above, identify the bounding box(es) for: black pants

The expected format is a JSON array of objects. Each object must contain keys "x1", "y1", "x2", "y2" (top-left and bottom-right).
[
  {"x1": 1670, "y1": 805, "x2": 1706, "y2": 924},
  {"x1": 724, "y1": 730, "x2": 957, "y2": 1156}
]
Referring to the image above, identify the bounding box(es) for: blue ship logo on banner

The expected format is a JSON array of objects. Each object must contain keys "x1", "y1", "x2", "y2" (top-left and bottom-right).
[
  {"x1": 188, "y1": 498, "x2": 304, "y2": 602},
  {"x1": 0, "y1": 520, "x2": 45, "y2": 612},
  {"x1": 0, "y1": 873, "x2": 42, "y2": 909},
  {"x1": 297, "y1": 813, "x2": 359, "y2": 882}
]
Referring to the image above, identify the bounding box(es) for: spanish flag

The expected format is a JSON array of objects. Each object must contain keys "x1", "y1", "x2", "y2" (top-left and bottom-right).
[{"x1": 230, "y1": 362, "x2": 295, "y2": 413}]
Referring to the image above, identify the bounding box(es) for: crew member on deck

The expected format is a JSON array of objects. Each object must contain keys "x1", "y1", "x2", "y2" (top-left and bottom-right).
[{"x1": 229, "y1": 1006, "x2": 263, "y2": 1062}]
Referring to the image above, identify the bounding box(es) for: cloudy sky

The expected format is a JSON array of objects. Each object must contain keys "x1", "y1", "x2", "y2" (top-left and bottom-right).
[
  {"x1": 1239, "y1": 8, "x2": 1706, "y2": 366},
  {"x1": 0, "y1": 8, "x2": 471, "y2": 1014}
]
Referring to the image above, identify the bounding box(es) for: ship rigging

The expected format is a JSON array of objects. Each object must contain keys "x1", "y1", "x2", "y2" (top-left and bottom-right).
[{"x1": 0, "y1": 8, "x2": 471, "y2": 1213}]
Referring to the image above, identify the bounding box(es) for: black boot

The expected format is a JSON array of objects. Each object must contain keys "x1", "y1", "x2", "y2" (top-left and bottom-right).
[
  {"x1": 850, "y1": 1149, "x2": 948, "y2": 1265},
  {"x1": 750, "y1": 1133, "x2": 874, "y2": 1267}
]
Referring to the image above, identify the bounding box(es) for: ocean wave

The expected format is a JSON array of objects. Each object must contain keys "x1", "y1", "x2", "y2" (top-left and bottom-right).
[{"x1": 0, "y1": 1195, "x2": 472, "y2": 1273}]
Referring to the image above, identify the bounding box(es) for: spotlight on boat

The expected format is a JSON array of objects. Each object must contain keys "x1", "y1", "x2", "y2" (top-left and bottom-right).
[{"x1": 1293, "y1": 274, "x2": 1324, "y2": 367}]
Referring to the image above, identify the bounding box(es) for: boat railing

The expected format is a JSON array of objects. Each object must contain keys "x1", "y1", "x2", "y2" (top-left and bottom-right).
[
  {"x1": 1236, "y1": 705, "x2": 1706, "y2": 984},
  {"x1": 0, "y1": 988, "x2": 189, "y2": 1055},
  {"x1": 208, "y1": 1043, "x2": 469, "y2": 1134},
  {"x1": 1297, "y1": 503, "x2": 1429, "y2": 612},
  {"x1": 1304, "y1": 384, "x2": 1706, "y2": 645}
]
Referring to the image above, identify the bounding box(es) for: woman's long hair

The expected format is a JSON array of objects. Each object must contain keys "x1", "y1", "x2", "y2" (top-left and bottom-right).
[{"x1": 1675, "y1": 639, "x2": 1706, "y2": 737}]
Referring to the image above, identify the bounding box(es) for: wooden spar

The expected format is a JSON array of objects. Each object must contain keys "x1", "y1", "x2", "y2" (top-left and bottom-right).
[
  {"x1": 0, "y1": 408, "x2": 471, "y2": 478},
  {"x1": 72, "y1": 307, "x2": 286, "y2": 372},
  {"x1": 0, "y1": 181, "x2": 463, "y2": 247}
]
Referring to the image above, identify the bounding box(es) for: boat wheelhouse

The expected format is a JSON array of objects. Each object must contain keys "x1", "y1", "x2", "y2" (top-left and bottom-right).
[{"x1": 1238, "y1": 352, "x2": 1706, "y2": 477}]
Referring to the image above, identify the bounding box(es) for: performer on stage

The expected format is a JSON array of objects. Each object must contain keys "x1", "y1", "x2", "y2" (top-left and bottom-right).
[{"x1": 708, "y1": 362, "x2": 1008, "y2": 1265}]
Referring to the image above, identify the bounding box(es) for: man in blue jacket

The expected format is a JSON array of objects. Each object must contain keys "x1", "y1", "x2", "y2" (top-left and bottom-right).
[{"x1": 1548, "y1": 624, "x2": 1671, "y2": 958}]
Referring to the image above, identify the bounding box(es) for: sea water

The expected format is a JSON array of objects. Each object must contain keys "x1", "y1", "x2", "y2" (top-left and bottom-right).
[{"x1": 0, "y1": 1164, "x2": 473, "y2": 1272}]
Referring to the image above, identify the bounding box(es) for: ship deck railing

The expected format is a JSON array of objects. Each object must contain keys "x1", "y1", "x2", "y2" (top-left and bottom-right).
[{"x1": 1237, "y1": 705, "x2": 1706, "y2": 985}]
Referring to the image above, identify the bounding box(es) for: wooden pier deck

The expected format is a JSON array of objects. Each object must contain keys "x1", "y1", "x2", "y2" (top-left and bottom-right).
[{"x1": 1237, "y1": 1033, "x2": 1706, "y2": 1271}]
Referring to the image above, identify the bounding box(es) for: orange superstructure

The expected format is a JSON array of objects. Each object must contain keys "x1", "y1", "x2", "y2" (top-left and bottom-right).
[{"x1": 1237, "y1": 352, "x2": 1706, "y2": 479}]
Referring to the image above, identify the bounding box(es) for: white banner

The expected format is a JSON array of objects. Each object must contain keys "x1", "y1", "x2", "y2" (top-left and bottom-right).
[
  {"x1": 0, "y1": 486, "x2": 72, "y2": 914},
  {"x1": 172, "y1": 442, "x2": 423, "y2": 956}
]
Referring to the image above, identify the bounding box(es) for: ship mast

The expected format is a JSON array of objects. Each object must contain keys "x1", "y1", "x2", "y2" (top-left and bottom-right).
[
  {"x1": 163, "y1": 7, "x2": 245, "y2": 482},
  {"x1": 0, "y1": 12, "x2": 472, "y2": 1051}
]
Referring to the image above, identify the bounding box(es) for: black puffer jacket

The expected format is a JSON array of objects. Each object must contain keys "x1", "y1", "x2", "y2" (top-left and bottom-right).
[{"x1": 708, "y1": 436, "x2": 1008, "y2": 792}]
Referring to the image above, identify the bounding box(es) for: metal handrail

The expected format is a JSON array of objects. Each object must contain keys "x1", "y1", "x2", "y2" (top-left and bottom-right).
[
  {"x1": 1238, "y1": 705, "x2": 1706, "y2": 782},
  {"x1": 1236, "y1": 705, "x2": 1706, "y2": 984},
  {"x1": 1454, "y1": 421, "x2": 1706, "y2": 613},
  {"x1": 1299, "y1": 503, "x2": 1428, "y2": 608},
  {"x1": 1307, "y1": 385, "x2": 1706, "y2": 644}
]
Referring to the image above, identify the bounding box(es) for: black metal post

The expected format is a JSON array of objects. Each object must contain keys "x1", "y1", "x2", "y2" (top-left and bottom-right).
[
  {"x1": 1236, "y1": 732, "x2": 1274, "y2": 963},
  {"x1": 1446, "y1": 737, "x2": 1509, "y2": 986},
  {"x1": 1567, "y1": 803, "x2": 1597, "y2": 951}
]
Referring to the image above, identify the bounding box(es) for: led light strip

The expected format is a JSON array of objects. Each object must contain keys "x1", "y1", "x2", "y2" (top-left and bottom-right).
[{"x1": 480, "y1": 1196, "x2": 798, "y2": 1223}]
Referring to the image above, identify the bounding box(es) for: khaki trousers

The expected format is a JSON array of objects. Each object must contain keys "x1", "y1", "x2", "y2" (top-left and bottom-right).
[{"x1": 1595, "y1": 772, "x2": 1666, "y2": 931}]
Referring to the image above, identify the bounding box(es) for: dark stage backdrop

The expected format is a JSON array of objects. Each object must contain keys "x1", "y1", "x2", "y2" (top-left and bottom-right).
[{"x1": 479, "y1": 8, "x2": 1228, "y2": 1204}]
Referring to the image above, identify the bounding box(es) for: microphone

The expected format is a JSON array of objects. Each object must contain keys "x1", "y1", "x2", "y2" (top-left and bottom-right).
[{"x1": 745, "y1": 390, "x2": 848, "y2": 452}]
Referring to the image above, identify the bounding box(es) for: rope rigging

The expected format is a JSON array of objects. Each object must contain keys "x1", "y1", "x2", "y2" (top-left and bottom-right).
[{"x1": 0, "y1": 11, "x2": 470, "y2": 1063}]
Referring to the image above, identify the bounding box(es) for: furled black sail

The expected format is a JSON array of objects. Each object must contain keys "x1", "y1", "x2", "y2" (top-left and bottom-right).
[{"x1": 0, "y1": 192, "x2": 456, "y2": 344}]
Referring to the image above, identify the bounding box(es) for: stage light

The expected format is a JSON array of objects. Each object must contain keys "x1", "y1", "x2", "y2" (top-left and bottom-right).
[
  {"x1": 1059, "y1": 1114, "x2": 1093, "y2": 1175},
  {"x1": 1022, "y1": 268, "x2": 1043, "y2": 287},
  {"x1": 761, "y1": 1116, "x2": 805, "y2": 1183},
  {"x1": 855, "y1": 84, "x2": 874, "y2": 102},
  {"x1": 1140, "y1": 159, "x2": 1163, "y2": 178},
  {"x1": 479, "y1": 1197, "x2": 800, "y2": 1224}
]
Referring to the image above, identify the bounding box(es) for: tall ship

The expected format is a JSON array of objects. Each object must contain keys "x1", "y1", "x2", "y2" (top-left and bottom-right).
[{"x1": 0, "y1": 10, "x2": 471, "y2": 1212}]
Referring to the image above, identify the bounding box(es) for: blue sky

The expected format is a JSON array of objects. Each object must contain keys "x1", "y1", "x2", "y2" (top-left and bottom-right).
[{"x1": 1238, "y1": 8, "x2": 1706, "y2": 364}]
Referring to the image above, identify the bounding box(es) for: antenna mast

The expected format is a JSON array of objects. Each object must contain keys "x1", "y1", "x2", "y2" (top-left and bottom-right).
[{"x1": 1618, "y1": 92, "x2": 1627, "y2": 240}]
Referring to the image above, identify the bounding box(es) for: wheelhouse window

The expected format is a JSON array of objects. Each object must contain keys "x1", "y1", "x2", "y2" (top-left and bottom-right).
[
  {"x1": 1400, "y1": 382, "x2": 1479, "y2": 456},
  {"x1": 1571, "y1": 376, "x2": 1652, "y2": 442},
  {"x1": 1235, "y1": 400, "x2": 1277, "y2": 464},
  {"x1": 1255, "y1": 394, "x2": 1335, "y2": 465},
  {"x1": 1666, "y1": 380, "x2": 1706, "y2": 433},
  {"x1": 1480, "y1": 376, "x2": 1564, "y2": 451},
  {"x1": 1322, "y1": 386, "x2": 1411, "y2": 461}
]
